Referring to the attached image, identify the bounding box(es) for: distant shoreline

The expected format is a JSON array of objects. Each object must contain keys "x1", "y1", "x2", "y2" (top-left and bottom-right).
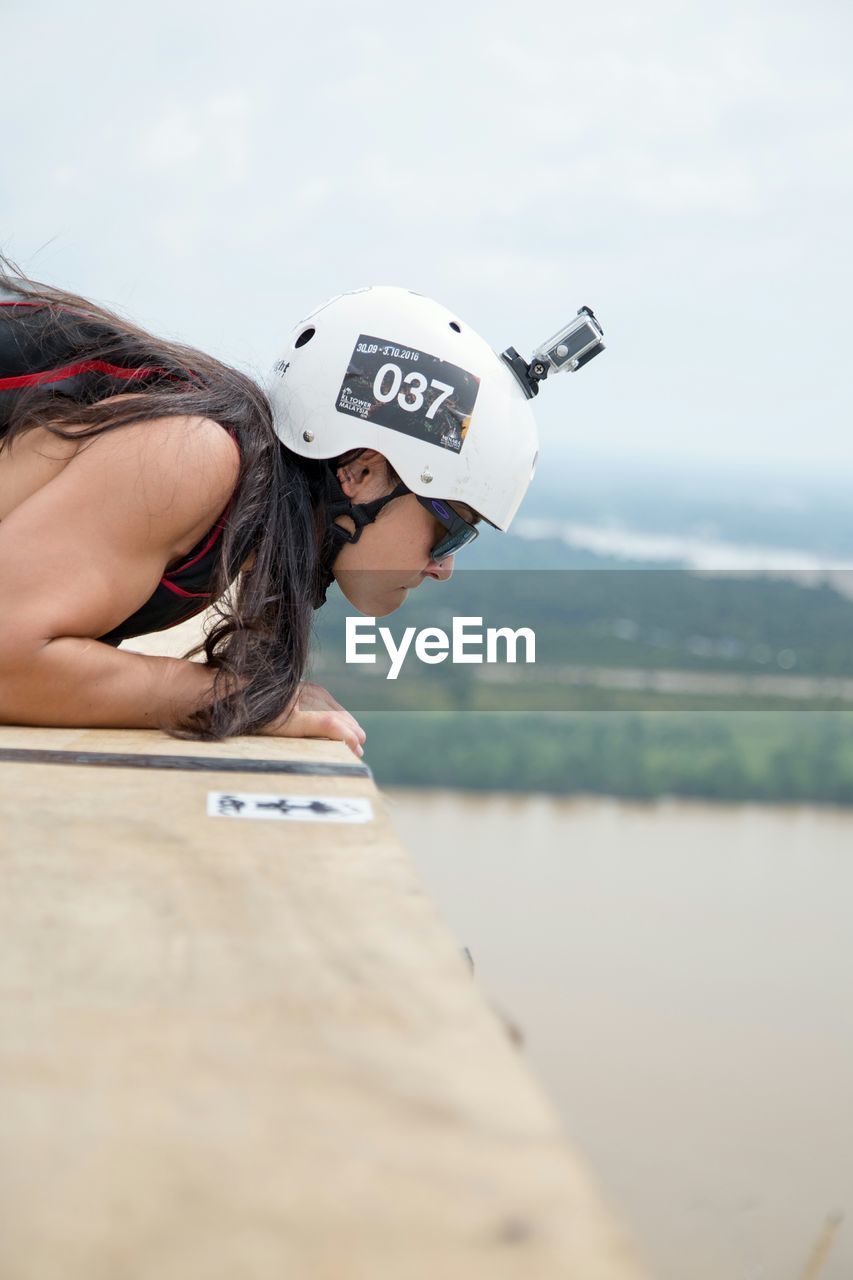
[{"x1": 514, "y1": 517, "x2": 853, "y2": 575}]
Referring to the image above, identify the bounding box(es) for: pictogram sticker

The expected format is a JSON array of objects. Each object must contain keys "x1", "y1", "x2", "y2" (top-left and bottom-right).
[{"x1": 207, "y1": 792, "x2": 373, "y2": 823}]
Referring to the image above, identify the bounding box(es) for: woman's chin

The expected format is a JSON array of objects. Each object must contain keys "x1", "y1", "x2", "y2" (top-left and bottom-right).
[
  {"x1": 337, "y1": 585, "x2": 409, "y2": 617},
  {"x1": 372, "y1": 586, "x2": 409, "y2": 617}
]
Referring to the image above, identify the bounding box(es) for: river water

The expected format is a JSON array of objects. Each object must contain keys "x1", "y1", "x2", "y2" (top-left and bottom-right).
[{"x1": 385, "y1": 790, "x2": 853, "y2": 1280}]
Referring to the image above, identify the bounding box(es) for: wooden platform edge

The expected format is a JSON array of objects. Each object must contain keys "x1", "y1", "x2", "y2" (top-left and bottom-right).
[{"x1": 0, "y1": 726, "x2": 650, "y2": 1280}]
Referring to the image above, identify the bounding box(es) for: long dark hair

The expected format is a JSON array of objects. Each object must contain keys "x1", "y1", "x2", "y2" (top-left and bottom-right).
[{"x1": 0, "y1": 258, "x2": 324, "y2": 740}]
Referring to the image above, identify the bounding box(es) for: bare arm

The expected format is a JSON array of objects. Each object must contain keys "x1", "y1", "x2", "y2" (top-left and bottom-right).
[
  {"x1": 0, "y1": 416, "x2": 365, "y2": 753},
  {"x1": 0, "y1": 415, "x2": 238, "y2": 731}
]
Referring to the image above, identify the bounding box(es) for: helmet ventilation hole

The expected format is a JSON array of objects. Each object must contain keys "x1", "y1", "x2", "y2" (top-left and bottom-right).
[
  {"x1": 449, "y1": 321, "x2": 461, "y2": 333},
  {"x1": 295, "y1": 327, "x2": 315, "y2": 348}
]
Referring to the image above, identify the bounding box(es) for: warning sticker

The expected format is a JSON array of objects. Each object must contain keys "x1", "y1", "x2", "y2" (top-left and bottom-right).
[
  {"x1": 207, "y1": 793, "x2": 374, "y2": 823},
  {"x1": 335, "y1": 334, "x2": 480, "y2": 454}
]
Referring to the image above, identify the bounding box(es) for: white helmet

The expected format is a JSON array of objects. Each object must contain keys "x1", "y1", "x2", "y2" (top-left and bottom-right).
[{"x1": 267, "y1": 286, "x2": 539, "y2": 531}]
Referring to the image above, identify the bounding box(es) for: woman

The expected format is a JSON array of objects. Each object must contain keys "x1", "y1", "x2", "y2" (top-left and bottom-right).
[{"x1": 0, "y1": 265, "x2": 539, "y2": 756}]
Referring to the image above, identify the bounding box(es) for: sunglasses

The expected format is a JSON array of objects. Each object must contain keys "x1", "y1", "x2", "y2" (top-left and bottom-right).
[{"x1": 415, "y1": 495, "x2": 480, "y2": 561}]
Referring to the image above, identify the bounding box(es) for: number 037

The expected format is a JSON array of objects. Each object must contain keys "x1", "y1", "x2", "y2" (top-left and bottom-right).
[{"x1": 373, "y1": 362, "x2": 454, "y2": 419}]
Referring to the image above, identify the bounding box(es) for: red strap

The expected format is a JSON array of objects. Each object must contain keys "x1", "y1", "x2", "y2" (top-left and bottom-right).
[
  {"x1": 0, "y1": 358, "x2": 170, "y2": 391},
  {"x1": 158, "y1": 579, "x2": 211, "y2": 600},
  {"x1": 0, "y1": 299, "x2": 189, "y2": 387},
  {"x1": 159, "y1": 496, "x2": 235, "y2": 596}
]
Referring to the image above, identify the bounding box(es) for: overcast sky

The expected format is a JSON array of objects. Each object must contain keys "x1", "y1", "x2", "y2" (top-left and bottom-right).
[{"x1": 4, "y1": 0, "x2": 852, "y2": 472}]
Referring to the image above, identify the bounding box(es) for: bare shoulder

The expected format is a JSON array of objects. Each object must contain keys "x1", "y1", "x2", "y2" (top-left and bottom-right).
[
  {"x1": 75, "y1": 414, "x2": 240, "y2": 482},
  {"x1": 0, "y1": 415, "x2": 243, "y2": 646},
  {"x1": 69, "y1": 414, "x2": 242, "y2": 556}
]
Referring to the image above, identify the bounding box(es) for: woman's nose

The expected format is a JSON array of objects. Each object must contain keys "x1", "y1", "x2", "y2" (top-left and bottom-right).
[{"x1": 426, "y1": 554, "x2": 454, "y2": 581}]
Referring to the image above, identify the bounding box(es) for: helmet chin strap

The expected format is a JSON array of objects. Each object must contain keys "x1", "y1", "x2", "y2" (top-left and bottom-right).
[{"x1": 314, "y1": 466, "x2": 409, "y2": 608}]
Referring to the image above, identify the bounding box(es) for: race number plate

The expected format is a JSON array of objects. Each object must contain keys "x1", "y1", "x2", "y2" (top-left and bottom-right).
[{"x1": 336, "y1": 334, "x2": 480, "y2": 454}]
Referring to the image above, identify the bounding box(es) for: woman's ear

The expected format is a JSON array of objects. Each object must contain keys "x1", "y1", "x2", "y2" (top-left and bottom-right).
[{"x1": 336, "y1": 450, "x2": 389, "y2": 500}]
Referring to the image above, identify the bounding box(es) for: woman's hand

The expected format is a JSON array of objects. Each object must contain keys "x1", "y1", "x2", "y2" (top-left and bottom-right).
[{"x1": 259, "y1": 681, "x2": 366, "y2": 757}]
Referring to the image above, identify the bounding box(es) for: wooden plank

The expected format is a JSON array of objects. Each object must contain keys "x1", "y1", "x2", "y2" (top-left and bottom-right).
[{"x1": 0, "y1": 726, "x2": 647, "y2": 1279}]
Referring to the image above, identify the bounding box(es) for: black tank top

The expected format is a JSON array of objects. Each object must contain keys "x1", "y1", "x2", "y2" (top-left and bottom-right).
[{"x1": 0, "y1": 294, "x2": 248, "y2": 644}]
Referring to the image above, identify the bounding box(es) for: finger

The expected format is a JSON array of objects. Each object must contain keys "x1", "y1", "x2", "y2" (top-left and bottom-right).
[
  {"x1": 292, "y1": 709, "x2": 364, "y2": 758},
  {"x1": 301, "y1": 684, "x2": 366, "y2": 743}
]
